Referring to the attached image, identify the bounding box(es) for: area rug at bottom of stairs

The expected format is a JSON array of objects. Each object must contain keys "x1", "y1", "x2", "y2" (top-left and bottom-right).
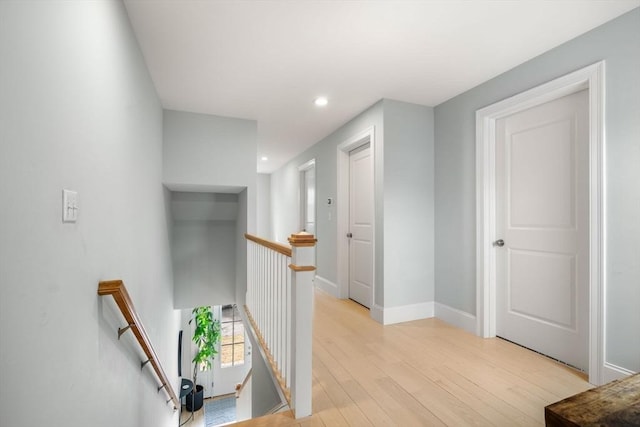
[{"x1": 204, "y1": 396, "x2": 236, "y2": 427}]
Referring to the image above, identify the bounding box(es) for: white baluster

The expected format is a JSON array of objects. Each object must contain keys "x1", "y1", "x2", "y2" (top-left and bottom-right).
[{"x1": 244, "y1": 233, "x2": 314, "y2": 419}]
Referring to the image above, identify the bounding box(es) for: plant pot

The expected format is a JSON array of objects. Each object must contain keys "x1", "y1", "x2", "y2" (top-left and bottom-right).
[{"x1": 185, "y1": 384, "x2": 204, "y2": 412}]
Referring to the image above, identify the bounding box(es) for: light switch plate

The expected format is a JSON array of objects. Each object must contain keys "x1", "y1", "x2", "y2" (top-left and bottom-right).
[{"x1": 62, "y1": 189, "x2": 78, "y2": 223}]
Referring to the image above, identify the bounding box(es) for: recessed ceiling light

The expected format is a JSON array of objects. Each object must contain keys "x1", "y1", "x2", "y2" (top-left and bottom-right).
[
  {"x1": 314, "y1": 97, "x2": 328, "y2": 107},
  {"x1": 260, "y1": 156, "x2": 269, "y2": 161}
]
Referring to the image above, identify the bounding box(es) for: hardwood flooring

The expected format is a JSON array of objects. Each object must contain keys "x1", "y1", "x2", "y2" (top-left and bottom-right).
[{"x1": 183, "y1": 289, "x2": 591, "y2": 427}]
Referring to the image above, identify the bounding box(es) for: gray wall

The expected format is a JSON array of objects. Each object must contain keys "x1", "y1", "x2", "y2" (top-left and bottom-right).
[
  {"x1": 256, "y1": 173, "x2": 272, "y2": 238},
  {"x1": 172, "y1": 220, "x2": 237, "y2": 308},
  {"x1": 162, "y1": 109, "x2": 258, "y2": 234},
  {"x1": 247, "y1": 322, "x2": 284, "y2": 417},
  {"x1": 170, "y1": 192, "x2": 239, "y2": 308},
  {"x1": 270, "y1": 101, "x2": 385, "y2": 300},
  {"x1": 236, "y1": 189, "x2": 249, "y2": 305},
  {"x1": 167, "y1": 187, "x2": 249, "y2": 309},
  {"x1": 434, "y1": 8, "x2": 640, "y2": 372},
  {"x1": 383, "y1": 100, "x2": 435, "y2": 307},
  {"x1": 163, "y1": 110, "x2": 258, "y2": 307},
  {"x1": 163, "y1": 110, "x2": 257, "y2": 194},
  {"x1": 0, "y1": 2, "x2": 179, "y2": 426},
  {"x1": 270, "y1": 100, "x2": 435, "y2": 312}
]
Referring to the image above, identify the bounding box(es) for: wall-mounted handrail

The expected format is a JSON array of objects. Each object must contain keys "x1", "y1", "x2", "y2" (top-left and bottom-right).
[
  {"x1": 98, "y1": 280, "x2": 179, "y2": 410},
  {"x1": 235, "y1": 368, "x2": 252, "y2": 398}
]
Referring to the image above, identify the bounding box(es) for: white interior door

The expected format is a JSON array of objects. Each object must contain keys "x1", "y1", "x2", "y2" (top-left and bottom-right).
[
  {"x1": 496, "y1": 89, "x2": 588, "y2": 371},
  {"x1": 348, "y1": 144, "x2": 373, "y2": 308},
  {"x1": 301, "y1": 166, "x2": 316, "y2": 235}
]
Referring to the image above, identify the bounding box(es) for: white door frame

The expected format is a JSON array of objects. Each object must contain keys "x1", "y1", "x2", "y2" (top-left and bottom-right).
[
  {"x1": 337, "y1": 126, "x2": 375, "y2": 302},
  {"x1": 298, "y1": 158, "x2": 316, "y2": 233},
  {"x1": 475, "y1": 62, "x2": 605, "y2": 385}
]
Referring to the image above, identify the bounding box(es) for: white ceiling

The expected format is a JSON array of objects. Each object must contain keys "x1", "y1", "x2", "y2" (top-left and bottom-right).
[{"x1": 124, "y1": 0, "x2": 639, "y2": 173}]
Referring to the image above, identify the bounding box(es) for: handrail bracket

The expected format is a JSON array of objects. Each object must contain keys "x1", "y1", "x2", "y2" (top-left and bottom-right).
[{"x1": 118, "y1": 323, "x2": 135, "y2": 339}]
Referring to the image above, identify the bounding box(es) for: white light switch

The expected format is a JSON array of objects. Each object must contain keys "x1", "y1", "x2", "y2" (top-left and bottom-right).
[{"x1": 62, "y1": 189, "x2": 78, "y2": 223}]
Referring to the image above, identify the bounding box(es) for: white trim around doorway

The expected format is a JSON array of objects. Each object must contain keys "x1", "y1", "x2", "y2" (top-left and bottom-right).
[
  {"x1": 337, "y1": 126, "x2": 376, "y2": 304},
  {"x1": 475, "y1": 61, "x2": 605, "y2": 385},
  {"x1": 298, "y1": 158, "x2": 316, "y2": 233}
]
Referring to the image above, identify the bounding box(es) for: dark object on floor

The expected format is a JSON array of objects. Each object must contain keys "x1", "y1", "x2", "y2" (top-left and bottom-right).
[
  {"x1": 545, "y1": 373, "x2": 640, "y2": 426},
  {"x1": 186, "y1": 385, "x2": 205, "y2": 412},
  {"x1": 179, "y1": 378, "x2": 193, "y2": 399}
]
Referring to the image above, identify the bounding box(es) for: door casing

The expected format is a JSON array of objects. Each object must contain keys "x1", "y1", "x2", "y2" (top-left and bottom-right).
[
  {"x1": 298, "y1": 158, "x2": 316, "y2": 234},
  {"x1": 337, "y1": 127, "x2": 375, "y2": 305},
  {"x1": 475, "y1": 62, "x2": 605, "y2": 385}
]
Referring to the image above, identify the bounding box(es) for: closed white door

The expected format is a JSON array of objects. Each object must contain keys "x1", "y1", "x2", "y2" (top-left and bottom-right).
[
  {"x1": 349, "y1": 144, "x2": 373, "y2": 308},
  {"x1": 200, "y1": 363, "x2": 215, "y2": 398},
  {"x1": 496, "y1": 89, "x2": 588, "y2": 371},
  {"x1": 301, "y1": 167, "x2": 316, "y2": 235}
]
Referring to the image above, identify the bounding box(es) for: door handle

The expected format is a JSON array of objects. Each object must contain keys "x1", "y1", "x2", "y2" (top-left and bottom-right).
[
  {"x1": 347, "y1": 232, "x2": 353, "y2": 238},
  {"x1": 493, "y1": 239, "x2": 505, "y2": 247}
]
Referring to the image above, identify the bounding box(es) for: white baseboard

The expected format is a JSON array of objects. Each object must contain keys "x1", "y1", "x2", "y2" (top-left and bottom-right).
[
  {"x1": 601, "y1": 361, "x2": 637, "y2": 384},
  {"x1": 434, "y1": 302, "x2": 477, "y2": 335},
  {"x1": 314, "y1": 275, "x2": 338, "y2": 297},
  {"x1": 371, "y1": 304, "x2": 384, "y2": 324},
  {"x1": 371, "y1": 301, "x2": 434, "y2": 325}
]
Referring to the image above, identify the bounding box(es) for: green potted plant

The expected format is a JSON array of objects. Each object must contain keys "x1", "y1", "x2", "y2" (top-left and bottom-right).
[{"x1": 186, "y1": 306, "x2": 221, "y2": 412}]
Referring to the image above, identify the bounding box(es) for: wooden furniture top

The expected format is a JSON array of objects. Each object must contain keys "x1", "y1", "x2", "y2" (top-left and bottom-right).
[
  {"x1": 98, "y1": 280, "x2": 179, "y2": 410},
  {"x1": 545, "y1": 373, "x2": 640, "y2": 426}
]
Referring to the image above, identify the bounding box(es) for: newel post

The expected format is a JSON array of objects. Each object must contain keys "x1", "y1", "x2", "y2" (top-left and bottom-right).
[{"x1": 288, "y1": 232, "x2": 316, "y2": 418}]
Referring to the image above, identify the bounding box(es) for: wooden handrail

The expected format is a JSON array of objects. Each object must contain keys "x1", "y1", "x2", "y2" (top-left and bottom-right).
[
  {"x1": 235, "y1": 368, "x2": 252, "y2": 398},
  {"x1": 98, "y1": 280, "x2": 179, "y2": 410},
  {"x1": 245, "y1": 233, "x2": 292, "y2": 257}
]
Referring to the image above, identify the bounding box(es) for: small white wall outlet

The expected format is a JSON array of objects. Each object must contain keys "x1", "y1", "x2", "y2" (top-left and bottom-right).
[{"x1": 62, "y1": 189, "x2": 78, "y2": 223}]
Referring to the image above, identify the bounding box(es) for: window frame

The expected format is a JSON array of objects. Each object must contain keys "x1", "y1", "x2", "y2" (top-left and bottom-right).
[{"x1": 220, "y1": 304, "x2": 245, "y2": 368}]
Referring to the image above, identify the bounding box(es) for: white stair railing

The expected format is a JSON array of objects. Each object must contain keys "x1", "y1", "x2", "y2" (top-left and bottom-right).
[{"x1": 244, "y1": 232, "x2": 315, "y2": 419}]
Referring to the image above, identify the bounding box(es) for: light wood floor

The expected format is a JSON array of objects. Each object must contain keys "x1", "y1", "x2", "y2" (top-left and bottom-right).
[{"x1": 183, "y1": 289, "x2": 591, "y2": 427}]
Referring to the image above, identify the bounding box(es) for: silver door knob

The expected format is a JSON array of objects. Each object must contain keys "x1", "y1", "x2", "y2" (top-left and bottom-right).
[{"x1": 493, "y1": 239, "x2": 505, "y2": 247}]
